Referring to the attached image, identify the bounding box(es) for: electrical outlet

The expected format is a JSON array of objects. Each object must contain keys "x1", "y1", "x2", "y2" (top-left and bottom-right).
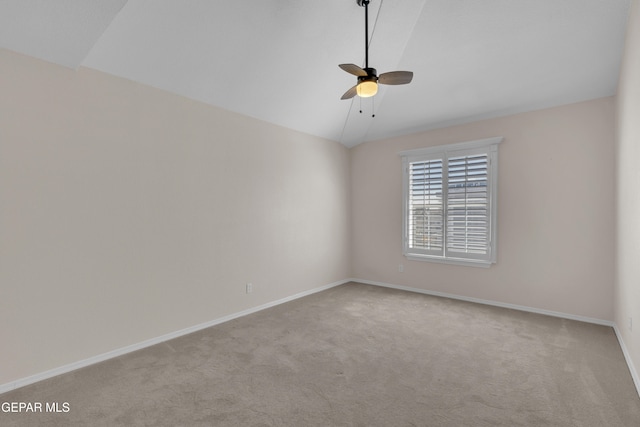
[
  {"x1": 246, "y1": 283, "x2": 253, "y2": 294},
  {"x1": 398, "y1": 264, "x2": 404, "y2": 273}
]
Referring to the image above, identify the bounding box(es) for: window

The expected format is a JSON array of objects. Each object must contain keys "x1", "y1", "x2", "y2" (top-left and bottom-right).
[{"x1": 400, "y1": 137, "x2": 502, "y2": 267}]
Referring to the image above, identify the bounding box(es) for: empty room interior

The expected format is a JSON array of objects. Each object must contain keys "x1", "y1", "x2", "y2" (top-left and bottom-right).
[{"x1": 2, "y1": 0, "x2": 640, "y2": 425}]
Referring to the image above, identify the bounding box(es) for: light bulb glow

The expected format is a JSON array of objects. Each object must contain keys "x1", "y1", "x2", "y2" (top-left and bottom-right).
[{"x1": 357, "y1": 80, "x2": 378, "y2": 97}]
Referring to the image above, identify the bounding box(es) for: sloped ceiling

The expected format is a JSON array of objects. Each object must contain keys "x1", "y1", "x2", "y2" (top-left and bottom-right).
[{"x1": 0, "y1": 0, "x2": 631, "y2": 147}]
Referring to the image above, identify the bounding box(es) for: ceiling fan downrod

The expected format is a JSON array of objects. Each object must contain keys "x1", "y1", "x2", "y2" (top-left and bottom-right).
[{"x1": 357, "y1": 0, "x2": 371, "y2": 69}]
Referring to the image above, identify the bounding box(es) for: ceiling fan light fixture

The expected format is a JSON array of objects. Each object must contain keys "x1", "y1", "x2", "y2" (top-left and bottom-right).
[
  {"x1": 338, "y1": 0, "x2": 413, "y2": 100},
  {"x1": 357, "y1": 80, "x2": 378, "y2": 97}
]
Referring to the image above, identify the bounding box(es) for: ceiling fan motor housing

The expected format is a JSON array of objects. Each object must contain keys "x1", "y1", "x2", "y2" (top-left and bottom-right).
[{"x1": 359, "y1": 67, "x2": 377, "y2": 80}]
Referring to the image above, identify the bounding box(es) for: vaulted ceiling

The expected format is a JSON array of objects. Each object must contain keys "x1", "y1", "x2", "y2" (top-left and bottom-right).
[{"x1": 0, "y1": 0, "x2": 631, "y2": 147}]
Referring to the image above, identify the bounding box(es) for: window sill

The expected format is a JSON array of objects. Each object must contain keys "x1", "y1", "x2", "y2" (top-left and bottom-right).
[{"x1": 404, "y1": 254, "x2": 494, "y2": 268}]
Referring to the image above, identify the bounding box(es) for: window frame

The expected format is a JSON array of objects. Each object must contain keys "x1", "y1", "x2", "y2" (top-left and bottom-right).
[{"x1": 400, "y1": 137, "x2": 503, "y2": 268}]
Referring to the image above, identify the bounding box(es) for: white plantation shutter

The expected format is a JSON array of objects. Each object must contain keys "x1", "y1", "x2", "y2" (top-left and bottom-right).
[
  {"x1": 408, "y1": 158, "x2": 443, "y2": 255},
  {"x1": 401, "y1": 137, "x2": 501, "y2": 267},
  {"x1": 446, "y1": 152, "x2": 491, "y2": 261}
]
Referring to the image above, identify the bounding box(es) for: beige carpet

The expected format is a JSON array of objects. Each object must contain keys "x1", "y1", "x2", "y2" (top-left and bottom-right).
[{"x1": 2, "y1": 282, "x2": 639, "y2": 426}]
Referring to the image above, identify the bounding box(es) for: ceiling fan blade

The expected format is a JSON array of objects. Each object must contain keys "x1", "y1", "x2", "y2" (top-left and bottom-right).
[
  {"x1": 379, "y1": 71, "x2": 414, "y2": 85},
  {"x1": 339, "y1": 63, "x2": 367, "y2": 77},
  {"x1": 341, "y1": 85, "x2": 358, "y2": 100}
]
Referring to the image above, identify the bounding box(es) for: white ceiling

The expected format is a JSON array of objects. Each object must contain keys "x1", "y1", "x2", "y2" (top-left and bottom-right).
[{"x1": 0, "y1": 0, "x2": 631, "y2": 147}]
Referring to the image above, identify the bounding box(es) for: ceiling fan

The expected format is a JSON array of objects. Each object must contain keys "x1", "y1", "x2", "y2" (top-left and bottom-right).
[{"x1": 339, "y1": 0, "x2": 413, "y2": 100}]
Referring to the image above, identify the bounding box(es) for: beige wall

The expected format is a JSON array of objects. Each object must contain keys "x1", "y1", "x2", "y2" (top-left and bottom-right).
[
  {"x1": 351, "y1": 98, "x2": 616, "y2": 321},
  {"x1": 615, "y1": 0, "x2": 640, "y2": 384},
  {"x1": 0, "y1": 49, "x2": 351, "y2": 385}
]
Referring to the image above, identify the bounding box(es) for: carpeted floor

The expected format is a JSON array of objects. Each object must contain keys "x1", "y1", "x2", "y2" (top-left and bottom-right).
[{"x1": 2, "y1": 282, "x2": 640, "y2": 426}]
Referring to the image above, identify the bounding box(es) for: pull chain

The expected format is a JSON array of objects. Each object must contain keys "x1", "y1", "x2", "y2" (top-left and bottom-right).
[{"x1": 358, "y1": 97, "x2": 377, "y2": 117}]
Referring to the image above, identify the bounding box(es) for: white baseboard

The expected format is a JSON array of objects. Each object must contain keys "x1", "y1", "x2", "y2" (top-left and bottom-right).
[
  {"x1": 352, "y1": 278, "x2": 614, "y2": 326},
  {"x1": 612, "y1": 324, "x2": 640, "y2": 398},
  {"x1": 351, "y1": 277, "x2": 640, "y2": 398},
  {"x1": 0, "y1": 279, "x2": 350, "y2": 395}
]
